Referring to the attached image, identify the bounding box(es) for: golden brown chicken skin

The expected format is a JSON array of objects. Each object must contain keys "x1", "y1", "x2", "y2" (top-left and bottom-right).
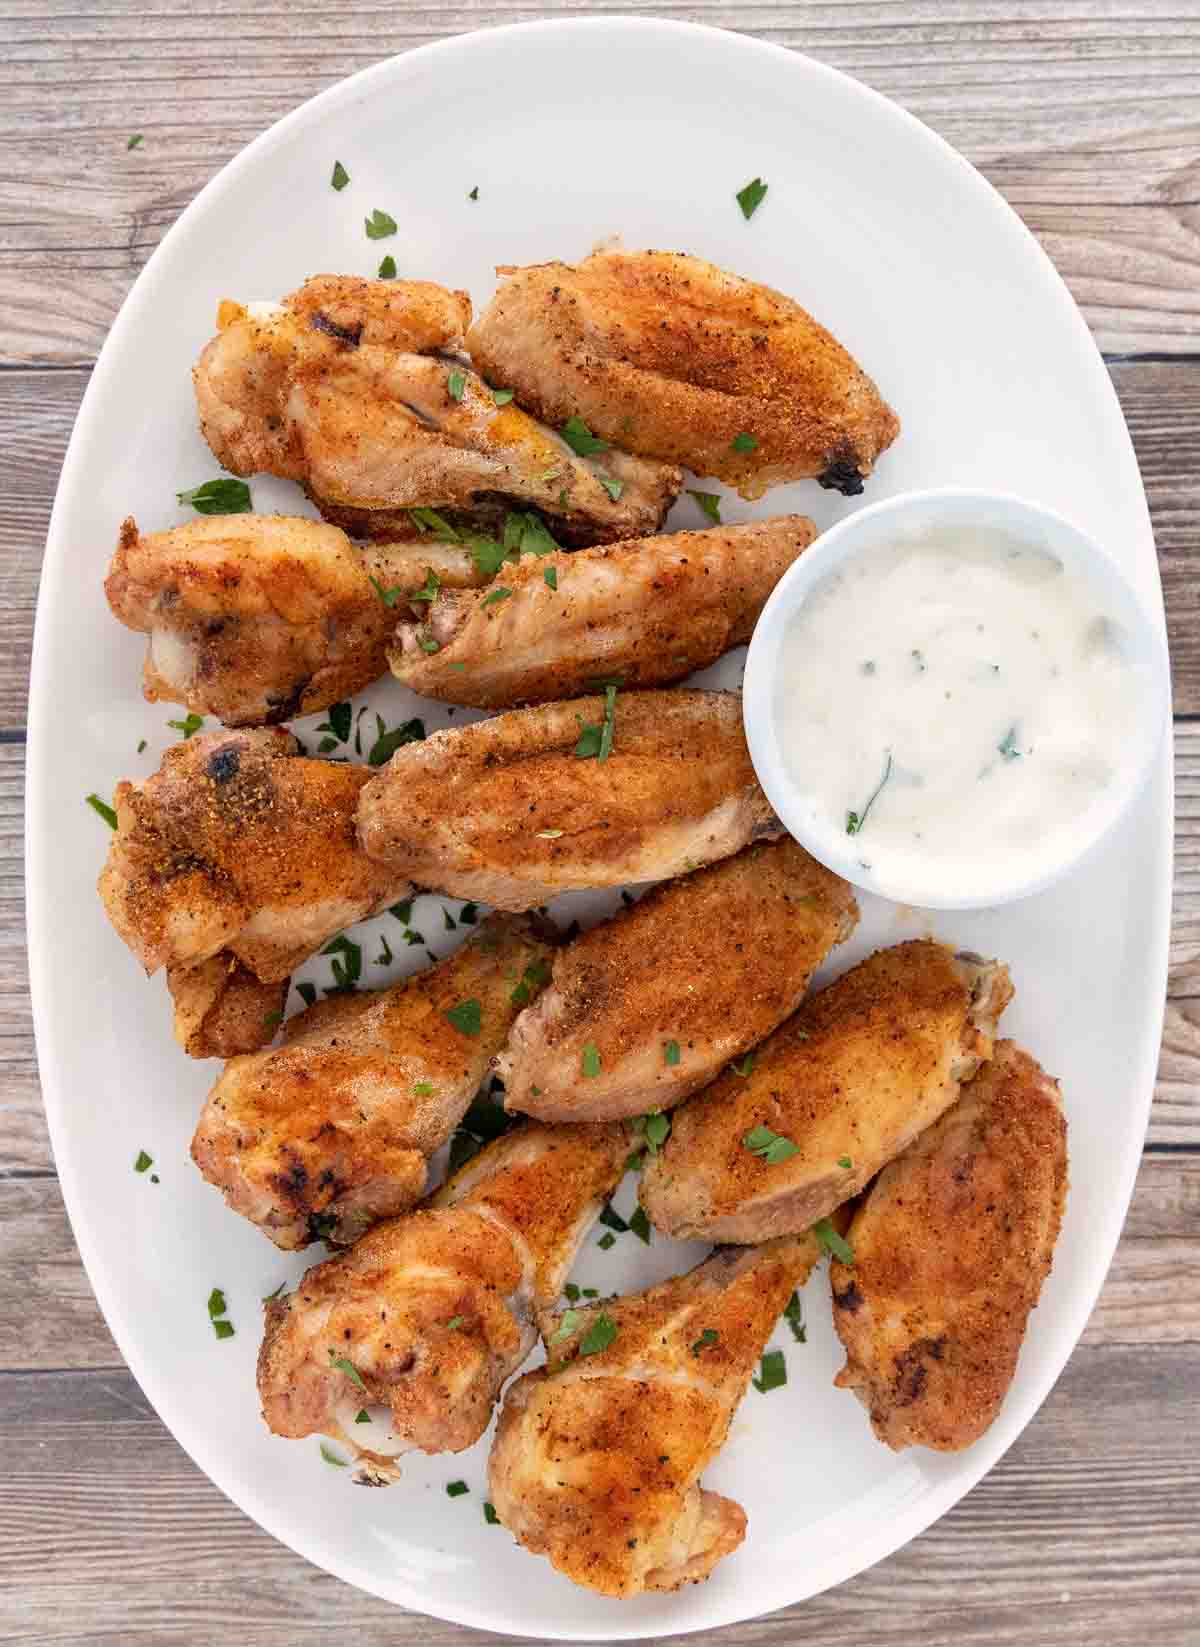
[
  {"x1": 192, "y1": 915, "x2": 552, "y2": 1248},
  {"x1": 832, "y1": 1040, "x2": 1068, "y2": 1452},
  {"x1": 99, "y1": 727, "x2": 411, "y2": 984},
  {"x1": 166, "y1": 952, "x2": 288, "y2": 1059},
  {"x1": 356, "y1": 689, "x2": 781, "y2": 910},
  {"x1": 257, "y1": 1121, "x2": 627, "y2": 1481},
  {"x1": 388, "y1": 515, "x2": 818, "y2": 709},
  {"x1": 496, "y1": 839, "x2": 858, "y2": 1122},
  {"x1": 466, "y1": 249, "x2": 900, "y2": 499},
  {"x1": 489, "y1": 1230, "x2": 829, "y2": 1597},
  {"x1": 641, "y1": 941, "x2": 1013, "y2": 1244}
]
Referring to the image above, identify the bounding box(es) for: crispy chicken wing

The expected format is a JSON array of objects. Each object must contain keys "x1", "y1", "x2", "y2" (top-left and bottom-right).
[
  {"x1": 641, "y1": 941, "x2": 1013, "y2": 1244},
  {"x1": 496, "y1": 839, "x2": 857, "y2": 1122},
  {"x1": 832, "y1": 1040, "x2": 1068, "y2": 1451},
  {"x1": 388, "y1": 515, "x2": 817, "y2": 708},
  {"x1": 256, "y1": 1120, "x2": 627, "y2": 1479},
  {"x1": 466, "y1": 249, "x2": 900, "y2": 499},
  {"x1": 105, "y1": 514, "x2": 395, "y2": 726},
  {"x1": 356, "y1": 689, "x2": 781, "y2": 910},
  {"x1": 166, "y1": 953, "x2": 288, "y2": 1059},
  {"x1": 99, "y1": 727, "x2": 410, "y2": 983},
  {"x1": 191, "y1": 915, "x2": 552, "y2": 1248},
  {"x1": 489, "y1": 1230, "x2": 829, "y2": 1596},
  {"x1": 194, "y1": 277, "x2": 681, "y2": 545}
]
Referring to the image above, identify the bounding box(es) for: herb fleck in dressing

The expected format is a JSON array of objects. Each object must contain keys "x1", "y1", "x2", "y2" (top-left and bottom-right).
[{"x1": 775, "y1": 532, "x2": 1149, "y2": 899}]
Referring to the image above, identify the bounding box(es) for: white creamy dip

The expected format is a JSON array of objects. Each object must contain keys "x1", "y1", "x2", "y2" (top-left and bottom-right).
[{"x1": 773, "y1": 530, "x2": 1152, "y2": 901}]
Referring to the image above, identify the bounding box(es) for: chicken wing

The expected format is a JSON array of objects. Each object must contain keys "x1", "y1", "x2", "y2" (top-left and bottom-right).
[
  {"x1": 356, "y1": 689, "x2": 781, "y2": 910},
  {"x1": 99, "y1": 727, "x2": 410, "y2": 983},
  {"x1": 832, "y1": 1040, "x2": 1067, "y2": 1451},
  {"x1": 388, "y1": 515, "x2": 818, "y2": 709},
  {"x1": 166, "y1": 953, "x2": 288, "y2": 1059},
  {"x1": 191, "y1": 915, "x2": 552, "y2": 1248},
  {"x1": 194, "y1": 276, "x2": 682, "y2": 545},
  {"x1": 641, "y1": 941, "x2": 1012, "y2": 1244},
  {"x1": 489, "y1": 1230, "x2": 828, "y2": 1596},
  {"x1": 256, "y1": 1120, "x2": 627, "y2": 1479},
  {"x1": 466, "y1": 249, "x2": 900, "y2": 499},
  {"x1": 496, "y1": 839, "x2": 857, "y2": 1122}
]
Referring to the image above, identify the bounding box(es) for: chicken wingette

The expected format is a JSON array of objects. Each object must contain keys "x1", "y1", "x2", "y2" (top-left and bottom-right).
[
  {"x1": 466, "y1": 249, "x2": 900, "y2": 499},
  {"x1": 387, "y1": 515, "x2": 818, "y2": 709},
  {"x1": 641, "y1": 940, "x2": 1013, "y2": 1244},
  {"x1": 488, "y1": 1228, "x2": 832, "y2": 1597},
  {"x1": 194, "y1": 275, "x2": 682, "y2": 545},
  {"x1": 832, "y1": 1039, "x2": 1068, "y2": 1451},
  {"x1": 257, "y1": 1120, "x2": 627, "y2": 1480},
  {"x1": 192, "y1": 915, "x2": 552, "y2": 1248},
  {"x1": 356, "y1": 689, "x2": 781, "y2": 910},
  {"x1": 167, "y1": 952, "x2": 288, "y2": 1059},
  {"x1": 496, "y1": 838, "x2": 857, "y2": 1122}
]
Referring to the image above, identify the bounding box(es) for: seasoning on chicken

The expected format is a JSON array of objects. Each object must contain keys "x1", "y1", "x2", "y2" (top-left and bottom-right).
[
  {"x1": 497, "y1": 838, "x2": 857, "y2": 1122},
  {"x1": 356, "y1": 689, "x2": 781, "y2": 911},
  {"x1": 832, "y1": 1039, "x2": 1068, "y2": 1451},
  {"x1": 466, "y1": 248, "x2": 900, "y2": 498},
  {"x1": 193, "y1": 275, "x2": 682, "y2": 545},
  {"x1": 640, "y1": 940, "x2": 1013, "y2": 1244},
  {"x1": 256, "y1": 1120, "x2": 627, "y2": 1480},
  {"x1": 166, "y1": 952, "x2": 288, "y2": 1059},
  {"x1": 488, "y1": 1228, "x2": 832, "y2": 1596},
  {"x1": 388, "y1": 515, "x2": 818, "y2": 709},
  {"x1": 99, "y1": 727, "x2": 411, "y2": 985}
]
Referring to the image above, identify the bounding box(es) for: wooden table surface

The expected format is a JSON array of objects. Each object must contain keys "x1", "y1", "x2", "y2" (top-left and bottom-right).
[{"x1": 3, "y1": 3, "x2": 1199, "y2": 1642}]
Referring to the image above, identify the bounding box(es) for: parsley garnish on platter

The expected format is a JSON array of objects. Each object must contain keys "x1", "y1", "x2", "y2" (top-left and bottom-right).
[
  {"x1": 663, "y1": 1040, "x2": 681, "y2": 1067},
  {"x1": 377, "y1": 254, "x2": 397, "y2": 278},
  {"x1": 328, "y1": 1349, "x2": 367, "y2": 1390},
  {"x1": 322, "y1": 935, "x2": 362, "y2": 991},
  {"x1": 629, "y1": 1205, "x2": 652, "y2": 1244},
  {"x1": 127, "y1": 134, "x2": 144, "y2": 150},
  {"x1": 732, "y1": 431, "x2": 758, "y2": 453},
  {"x1": 560, "y1": 415, "x2": 609, "y2": 457},
  {"x1": 86, "y1": 793, "x2": 118, "y2": 829},
  {"x1": 446, "y1": 1480, "x2": 469, "y2": 1498},
  {"x1": 296, "y1": 982, "x2": 317, "y2": 1009},
  {"x1": 814, "y1": 1217, "x2": 855, "y2": 1265},
  {"x1": 688, "y1": 490, "x2": 722, "y2": 524},
  {"x1": 491, "y1": 387, "x2": 514, "y2": 406},
  {"x1": 482, "y1": 586, "x2": 512, "y2": 607},
  {"x1": 176, "y1": 477, "x2": 251, "y2": 514},
  {"x1": 167, "y1": 712, "x2": 204, "y2": 739},
  {"x1": 598, "y1": 475, "x2": 623, "y2": 501},
  {"x1": 445, "y1": 998, "x2": 482, "y2": 1037},
  {"x1": 846, "y1": 752, "x2": 893, "y2": 835},
  {"x1": 331, "y1": 160, "x2": 350, "y2": 191},
  {"x1": 579, "y1": 1313, "x2": 618, "y2": 1356},
  {"x1": 368, "y1": 714, "x2": 425, "y2": 767},
  {"x1": 691, "y1": 1328, "x2": 719, "y2": 1355},
  {"x1": 736, "y1": 177, "x2": 769, "y2": 219},
  {"x1": 784, "y1": 1290, "x2": 806, "y2": 1343},
  {"x1": 581, "y1": 1042, "x2": 602, "y2": 1078},
  {"x1": 743, "y1": 1123, "x2": 799, "y2": 1165},
  {"x1": 364, "y1": 208, "x2": 397, "y2": 240},
  {"x1": 208, "y1": 1287, "x2": 235, "y2": 1341},
  {"x1": 998, "y1": 725, "x2": 1023, "y2": 761},
  {"x1": 134, "y1": 1150, "x2": 153, "y2": 1174},
  {"x1": 468, "y1": 186, "x2": 479, "y2": 201},
  {"x1": 731, "y1": 1052, "x2": 755, "y2": 1078},
  {"x1": 543, "y1": 564, "x2": 558, "y2": 591},
  {"x1": 447, "y1": 368, "x2": 466, "y2": 402},
  {"x1": 483, "y1": 1501, "x2": 499, "y2": 1524},
  {"x1": 752, "y1": 1348, "x2": 787, "y2": 1392},
  {"x1": 574, "y1": 684, "x2": 618, "y2": 762}
]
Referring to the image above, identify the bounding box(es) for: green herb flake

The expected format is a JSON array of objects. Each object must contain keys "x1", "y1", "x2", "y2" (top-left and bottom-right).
[
  {"x1": 598, "y1": 475, "x2": 624, "y2": 502},
  {"x1": 166, "y1": 712, "x2": 205, "y2": 740},
  {"x1": 783, "y1": 1290, "x2": 807, "y2": 1344},
  {"x1": 743, "y1": 1123, "x2": 800, "y2": 1165},
  {"x1": 564, "y1": 1283, "x2": 581, "y2": 1303},
  {"x1": 296, "y1": 981, "x2": 317, "y2": 1009},
  {"x1": 560, "y1": 415, "x2": 609, "y2": 457},
  {"x1": 483, "y1": 1500, "x2": 500, "y2": 1524},
  {"x1": 574, "y1": 684, "x2": 618, "y2": 763},
  {"x1": 446, "y1": 1315, "x2": 466, "y2": 1331},
  {"x1": 446, "y1": 1480, "x2": 469, "y2": 1498},
  {"x1": 663, "y1": 1040, "x2": 681, "y2": 1067},
  {"x1": 127, "y1": 134, "x2": 144, "y2": 150},
  {"x1": 814, "y1": 1217, "x2": 855, "y2": 1266},
  {"x1": 846, "y1": 752, "x2": 894, "y2": 836},
  {"x1": 625, "y1": 1151, "x2": 645, "y2": 1172},
  {"x1": 377, "y1": 254, "x2": 397, "y2": 278},
  {"x1": 458, "y1": 902, "x2": 478, "y2": 925},
  {"x1": 752, "y1": 1347, "x2": 787, "y2": 1393},
  {"x1": 543, "y1": 564, "x2": 558, "y2": 591},
  {"x1": 629, "y1": 1205, "x2": 652, "y2": 1245},
  {"x1": 207, "y1": 1288, "x2": 227, "y2": 1320},
  {"x1": 468, "y1": 186, "x2": 479, "y2": 201},
  {"x1": 376, "y1": 931, "x2": 394, "y2": 967},
  {"x1": 688, "y1": 489, "x2": 722, "y2": 524},
  {"x1": 597, "y1": 1231, "x2": 616, "y2": 1251},
  {"x1": 492, "y1": 388, "x2": 514, "y2": 406},
  {"x1": 582, "y1": 1287, "x2": 599, "y2": 1298},
  {"x1": 412, "y1": 1081, "x2": 435, "y2": 1098},
  {"x1": 691, "y1": 1328, "x2": 719, "y2": 1355},
  {"x1": 549, "y1": 1308, "x2": 580, "y2": 1345},
  {"x1": 263, "y1": 1009, "x2": 283, "y2": 1029},
  {"x1": 447, "y1": 368, "x2": 467, "y2": 402},
  {"x1": 320, "y1": 1442, "x2": 348, "y2": 1467},
  {"x1": 368, "y1": 716, "x2": 425, "y2": 768},
  {"x1": 176, "y1": 478, "x2": 252, "y2": 515},
  {"x1": 409, "y1": 507, "x2": 461, "y2": 541},
  {"x1": 136, "y1": 739, "x2": 147, "y2": 753},
  {"x1": 321, "y1": 701, "x2": 351, "y2": 743},
  {"x1": 579, "y1": 1313, "x2": 618, "y2": 1356},
  {"x1": 213, "y1": 1319, "x2": 235, "y2": 1340},
  {"x1": 482, "y1": 585, "x2": 513, "y2": 607},
  {"x1": 328, "y1": 1349, "x2": 367, "y2": 1391},
  {"x1": 364, "y1": 208, "x2": 398, "y2": 240},
  {"x1": 331, "y1": 160, "x2": 350, "y2": 191},
  {"x1": 134, "y1": 1150, "x2": 153, "y2": 1174},
  {"x1": 581, "y1": 1042, "x2": 602, "y2": 1078},
  {"x1": 86, "y1": 793, "x2": 118, "y2": 829},
  {"x1": 838, "y1": 1155, "x2": 853, "y2": 1170},
  {"x1": 511, "y1": 957, "x2": 552, "y2": 1008},
  {"x1": 643, "y1": 1111, "x2": 671, "y2": 1153},
  {"x1": 417, "y1": 631, "x2": 440, "y2": 654},
  {"x1": 731, "y1": 1052, "x2": 755, "y2": 1078},
  {"x1": 409, "y1": 567, "x2": 442, "y2": 605},
  {"x1": 322, "y1": 935, "x2": 363, "y2": 991},
  {"x1": 732, "y1": 431, "x2": 758, "y2": 454},
  {"x1": 389, "y1": 898, "x2": 414, "y2": 925},
  {"x1": 369, "y1": 575, "x2": 403, "y2": 608},
  {"x1": 736, "y1": 177, "x2": 769, "y2": 220},
  {"x1": 998, "y1": 725, "x2": 1022, "y2": 761},
  {"x1": 355, "y1": 1409, "x2": 371, "y2": 1424},
  {"x1": 446, "y1": 998, "x2": 482, "y2": 1037},
  {"x1": 599, "y1": 1202, "x2": 628, "y2": 1233}
]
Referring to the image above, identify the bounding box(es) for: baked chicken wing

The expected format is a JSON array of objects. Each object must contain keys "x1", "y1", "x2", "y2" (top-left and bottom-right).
[
  {"x1": 99, "y1": 727, "x2": 411, "y2": 984},
  {"x1": 388, "y1": 515, "x2": 817, "y2": 708},
  {"x1": 832, "y1": 1039, "x2": 1068, "y2": 1451},
  {"x1": 167, "y1": 952, "x2": 288, "y2": 1059},
  {"x1": 466, "y1": 249, "x2": 900, "y2": 499},
  {"x1": 496, "y1": 838, "x2": 857, "y2": 1122},
  {"x1": 356, "y1": 689, "x2": 781, "y2": 910},
  {"x1": 256, "y1": 1120, "x2": 627, "y2": 1479},
  {"x1": 192, "y1": 915, "x2": 552, "y2": 1248},
  {"x1": 488, "y1": 1229, "x2": 829, "y2": 1596},
  {"x1": 641, "y1": 940, "x2": 1012, "y2": 1244},
  {"x1": 194, "y1": 276, "x2": 681, "y2": 545}
]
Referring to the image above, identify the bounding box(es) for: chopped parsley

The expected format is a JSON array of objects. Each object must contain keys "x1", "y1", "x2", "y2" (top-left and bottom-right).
[
  {"x1": 263, "y1": 1009, "x2": 283, "y2": 1029},
  {"x1": 663, "y1": 1040, "x2": 681, "y2": 1067},
  {"x1": 446, "y1": 1315, "x2": 465, "y2": 1331},
  {"x1": 320, "y1": 701, "x2": 352, "y2": 743},
  {"x1": 691, "y1": 1328, "x2": 719, "y2": 1355},
  {"x1": 331, "y1": 160, "x2": 350, "y2": 191},
  {"x1": 445, "y1": 1480, "x2": 469, "y2": 1497},
  {"x1": 322, "y1": 935, "x2": 362, "y2": 991},
  {"x1": 998, "y1": 725, "x2": 1022, "y2": 761},
  {"x1": 846, "y1": 751, "x2": 893, "y2": 835},
  {"x1": 482, "y1": 586, "x2": 512, "y2": 607},
  {"x1": 597, "y1": 1231, "x2": 616, "y2": 1250},
  {"x1": 543, "y1": 564, "x2": 558, "y2": 591},
  {"x1": 416, "y1": 630, "x2": 440, "y2": 653},
  {"x1": 560, "y1": 415, "x2": 609, "y2": 457},
  {"x1": 412, "y1": 1081, "x2": 434, "y2": 1097},
  {"x1": 549, "y1": 1309, "x2": 580, "y2": 1345},
  {"x1": 458, "y1": 902, "x2": 478, "y2": 925},
  {"x1": 483, "y1": 1500, "x2": 499, "y2": 1524},
  {"x1": 642, "y1": 1111, "x2": 670, "y2": 1153},
  {"x1": 504, "y1": 510, "x2": 559, "y2": 558},
  {"x1": 409, "y1": 506, "x2": 460, "y2": 541},
  {"x1": 166, "y1": 712, "x2": 205, "y2": 739},
  {"x1": 629, "y1": 1205, "x2": 652, "y2": 1245},
  {"x1": 445, "y1": 998, "x2": 482, "y2": 1037},
  {"x1": 328, "y1": 1349, "x2": 367, "y2": 1390},
  {"x1": 743, "y1": 1123, "x2": 799, "y2": 1165},
  {"x1": 368, "y1": 714, "x2": 425, "y2": 767},
  {"x1": 581, "y1": 1042, "x2": 602, "y2": 1078},
  {"x1": 579, "y1": 1313, "x2": 617, "y2": 1356},
  {"x1": 468, "y1": 186, "x2": 479, "y2": 201},
  {"x1": 752, "y1": 1348, "x2": 787, "y2": 1392},
  {"x1": 176, "y1": 477, "x2": 251, "y2": 514},
  {"x1": 783, "y1": 1290, "x2": 806, "y2": 1343},
  {"x1": 364, "y1": 208, "x2": 398, "y2": 240},
  {"x1": 208, "y1": 1287, "x2": 234, "y2": 1340},
  {"x1": 441, "y1": 906, "x2": 457, "y2": 932},
  {"x1": 688, "y1": 490, "x2": 722, "y2": 524},
  {"x1": 295, "y1": 981, "x2": 317, "y2": 1009},
  {"x1": 736, "y1": 177, "x2": 769, "y2": 220},
  {"x1": 355, "y1": 1409, "x2": 371, "y2": 1424},
  {"x1": 492, "y1": 388, "x2": 514, "y2": 406},
  {"x1": 732, "y1": 431, "x2": 758, "y2": 453},
  {"x1": 814, "y1": 1217, "x2": 854, "y2": 1266},
  {"x1": 213, "y1": 1320, "x2": 235, "y2": 1341},
  {"x1": 731, "y1": 1052, "x2": 755, "y2": 1078},
  {"x1": 511, "y1": 957, "x2": 552, "y2": 1007},
  {"x1": 376, "y1": 932, "x2": 394, "y2": 966},
  {"x1": 320, "y1": 1442, "x2": 347, "y2": 1467},
  {"x1": 127, "y1": 134, "x2": 144, "y2": 150},
  {"x1": 564, "y1": 1283, "x2": 581, "y2": 1303},
  {"x1": 598, "y1": 475, "x2": 624, "y2": 502},
  {"x1": 598, "y1": 1202, "x2": 628, "y2": 1233},
  {"x1": 389, "y1": 898, "x2": 414, "y2": 925},
  {"x1": 409, "y1": 567, "x2": 441, "y2": 604},
  {"x1": 837, "y1": 1155, "x2": 853, "y2": 1170},
  {"x1": 134, "y1": 1150, "x2": 153, "y2": 1174},
  {"x1": 86, "y1": 793, "x2": 118, "y2": 829},
  {"x1": 378, "y1": 254, "x2": 397, "y2": 278},
  {"x1": 447, "y1": 368, "x2": 467, "y2": 402},
  {"x1": 574, "y1": 683, "x2": 618, "y2": 762},
  {"x1": 137, "y1": 739, "x2": 147, "y2": 753}
]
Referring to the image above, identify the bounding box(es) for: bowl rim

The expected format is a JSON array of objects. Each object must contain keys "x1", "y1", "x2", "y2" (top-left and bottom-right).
[{"x1": 742, "y1": 484, "x2": 1172, "y2": 910}]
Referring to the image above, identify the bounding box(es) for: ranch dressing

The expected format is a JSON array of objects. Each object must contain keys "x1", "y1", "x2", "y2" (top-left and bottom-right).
[{"x1": 773, "y1": 530, "x2": 1150, "y2": 901}]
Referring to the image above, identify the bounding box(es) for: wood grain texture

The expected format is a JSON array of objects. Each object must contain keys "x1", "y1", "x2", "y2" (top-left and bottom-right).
[{"x1": 3, "y1": 2, "x2": 1200, "y2": 360}]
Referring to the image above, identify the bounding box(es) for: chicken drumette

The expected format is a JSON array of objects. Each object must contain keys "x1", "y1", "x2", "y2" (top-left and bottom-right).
[
  {"x1": 356, "y1": 689, "x2": 781, "y2": 911},
  {"x1": 192, "y1": 915, "x2": 552, "y2": 1248},
  {"x1": 467, "y1": 249, "x2": 900, "y2": 498},
  {"x1": 257, "y1": 1120, "x2": 627, "y2": 1480}
]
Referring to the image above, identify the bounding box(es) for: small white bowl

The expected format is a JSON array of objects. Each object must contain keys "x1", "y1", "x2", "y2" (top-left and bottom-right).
[{"x1": 743, "y1": 487, "x2": 1170, "y2": 909}]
